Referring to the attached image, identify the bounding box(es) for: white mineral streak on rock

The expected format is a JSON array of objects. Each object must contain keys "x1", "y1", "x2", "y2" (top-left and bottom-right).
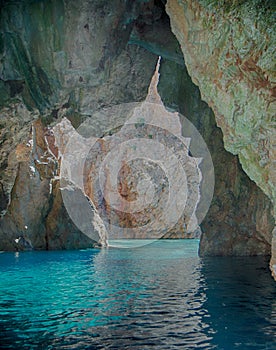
[
  {"x1": 29, "y1": 165, "x2": 36, "y2": 175},
  {"x1": 31, "y1": 124, "x2": 37, "y2": 159},
  {"x1": 26, "y1": 139, "x2": 33, "y2": 148}
]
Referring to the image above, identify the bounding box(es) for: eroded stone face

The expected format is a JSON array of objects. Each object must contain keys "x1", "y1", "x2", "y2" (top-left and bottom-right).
[
  {"x1": 0, "y1": 0, "x2": 159, "y2": 250},
  {"x1": 0, "y1": 118, "x2": 104, "y2": 251},
  {"x1": 0, "y1": 0, "x2": 158, "y2": 218},
  {"x1": 166, "y1": 0, "x2": 275, "y2": 208},
  {"x1": 0, "y1": 0, "x2": 274, "y2": 271},
  {"x1": 0, "y1": 120, "x2": 54, "y2": 251},
  {"x1": 166, "y1": 0, "x2": 275, "y2": 276},
  {"x1": 154, "y1": 43, "x2": 274, "y2": 261},
  {"x1": 82, "y1": 108, "x2": 202, "y2": 240},
  {"x1": 0, "y1": 0, "x2": 157, "y2": 112},
  {"x1": 56, "y1": 63, "x2": 206, "y2": 244}
]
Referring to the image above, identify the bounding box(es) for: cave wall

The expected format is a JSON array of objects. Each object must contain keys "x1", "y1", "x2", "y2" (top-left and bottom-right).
[
  {"x1": 165, "y1": 0, "x2": 275, "y2": 276},
  {"x1": 158, "y1": 59, "x2": 274, "y2": 256},
  {"x1": 0, "y1": 0, "x2": 158, "y2": 249},
  {"x1": 0, "y1": 0, "x2": 274, "y2": 270}
]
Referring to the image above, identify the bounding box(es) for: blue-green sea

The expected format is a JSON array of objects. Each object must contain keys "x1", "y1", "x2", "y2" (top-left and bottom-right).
[{"x1": 0, "y1": 240, "x2": 275, "y2": 349}]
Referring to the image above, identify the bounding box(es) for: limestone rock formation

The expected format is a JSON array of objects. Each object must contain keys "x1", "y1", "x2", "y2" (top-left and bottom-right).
[
  {"x1": 0, "y1": 0, "x2": 158, "y2": 250},
  {"x1": 166, "y1": 0, "x2": 275, "y2": 277},
  {"x1": 0, "y1": 0, "x2": 274, "y2": 279},
  {"x1": 0, "y1": 118, "x2": 98, "y2": 250},
  {"x1": 81, "y1": 60, "x2": 202, "y2": 240}
]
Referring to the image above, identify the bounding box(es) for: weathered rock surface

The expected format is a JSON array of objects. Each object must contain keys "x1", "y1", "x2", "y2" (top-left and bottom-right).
[
  {"x1": 80, "y1": 63, "x2": 202, "y2": 240},
  {"x1": 0, "y1": 118, "x2": 99, "y2": 250},
  {"x1": 0, "y1": 0, "x2": 159, "y2": 210},
  {"x1": 0, "y1": 0, "x2": 274, "y2": 275},
  {"x1": 166, "y1": 0, "x2": 275, "y2": 276},
  {"x1": 166, "y1": 0, "x2": 275, "y2": 204},
  {"x1": 45, "y1": 179, "x2": 103, "y2": 250},
  {"x1": 0, "y1": 102, "x2": 38, "y2": 216},
  {"x1": 0, "y1": 0, "x2": 158, "y2": 238},
  {"x1": 0, "y1": 0, "x2": 157, "y2": 112},
  {"x1": 158, "y1": 58, "x2": 274, "y2": 257}
]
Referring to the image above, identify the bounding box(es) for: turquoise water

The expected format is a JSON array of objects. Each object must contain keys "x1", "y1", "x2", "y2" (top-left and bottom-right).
[{"x1": 0, "y1": 240, "x2": 275, "y2": 349}]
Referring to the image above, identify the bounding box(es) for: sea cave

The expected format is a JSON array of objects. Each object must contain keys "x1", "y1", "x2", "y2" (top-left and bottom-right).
[{"x1": 0, "y1": 0, "x2": 275, "y2": 348}]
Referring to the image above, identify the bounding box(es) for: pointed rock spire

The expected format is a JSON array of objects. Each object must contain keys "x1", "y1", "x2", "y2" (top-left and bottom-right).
[{"x1": 146, "y1": 56, "x2": 163, "y2": 105}]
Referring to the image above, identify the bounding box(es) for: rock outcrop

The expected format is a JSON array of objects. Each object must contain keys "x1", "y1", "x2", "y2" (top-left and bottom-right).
[
  {"x1": 0, "y1": 118, "x2": 100, "y2": 250},
  {"x1": 0, "y1": 0, "x2": 158, "y2": 247},
  {"x1": 80, "y1": 61, "x2": 203, "y2": 240},
  {"x1": 166, "y1": 0, "x2": 275, "y2": 276},
  {"x1": 0, "y1": 0, "x2": 274, "y2": 279},
  {"x1": 158, "y1": 58, "x2": 274, "y2": 258}
]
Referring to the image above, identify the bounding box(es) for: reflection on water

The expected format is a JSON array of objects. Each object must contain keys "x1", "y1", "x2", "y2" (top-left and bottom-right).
[{"x1": 0, "y1": 240, "x2": 275, "y2": 349}]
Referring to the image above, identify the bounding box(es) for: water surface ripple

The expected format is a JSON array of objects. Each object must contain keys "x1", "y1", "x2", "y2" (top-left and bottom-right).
[{"x1": 0, "y1": 240, "x2": 275, "y2": 349}]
